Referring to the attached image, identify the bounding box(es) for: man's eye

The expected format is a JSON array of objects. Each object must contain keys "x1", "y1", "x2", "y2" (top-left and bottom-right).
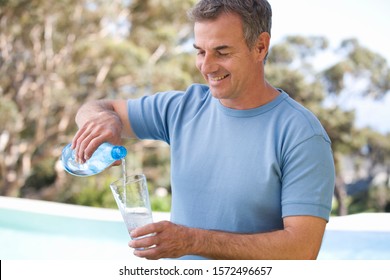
[{"x1": 218, "y1": 52, "x2": 229, "y2": 56}]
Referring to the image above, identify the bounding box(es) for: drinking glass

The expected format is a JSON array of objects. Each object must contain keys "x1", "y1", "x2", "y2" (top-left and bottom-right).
[{"x1": 110, "y1": 174, "x2": 153, "y2": 239}]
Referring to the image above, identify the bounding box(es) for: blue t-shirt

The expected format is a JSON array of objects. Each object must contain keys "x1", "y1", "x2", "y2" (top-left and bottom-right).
[{"x1": 127, "y1": 84, "x2": 335, "y2": 259}]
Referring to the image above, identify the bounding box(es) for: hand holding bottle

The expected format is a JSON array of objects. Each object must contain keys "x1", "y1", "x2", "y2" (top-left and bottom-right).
[{"x1": 71, "y1": 100, "x2": 127, "y2": 164}]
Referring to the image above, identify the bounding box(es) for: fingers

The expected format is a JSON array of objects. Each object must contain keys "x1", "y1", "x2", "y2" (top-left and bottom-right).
[
  {"x1": 129, "y1": 222, "x2": 165, "y2": 254},
  {"x1": 71, "y1": 120, "x2": 122, "y2": 163},
  {"x1": 130, "y1": 235, "x2": 157, "y2": 250},
  {"x1": 72, "y1": 124, "x2": 104, "y2": 163},
  {"x1": 130, "y1": 222, "x2": 159, "y2": 239},
  {"x1": 129, "y1": 233, "x2": 163, "y2": 260},
  {"x1": 128, "y1": 221, "x2": 187, "y2": 260},
  {"x1": 133, "y1": 247, "x2": 160, "y2": 260},
  {"x1": 80, "y1": 134, "x2": 107, "y2": 162},
  {"x1": 129, "y1": 231, "x2": 159, "y2": 259}
]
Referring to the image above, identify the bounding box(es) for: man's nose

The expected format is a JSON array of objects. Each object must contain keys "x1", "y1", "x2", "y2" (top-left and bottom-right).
[{"x1": 200, "y1": 54, "x2": 218, "y2": 74}]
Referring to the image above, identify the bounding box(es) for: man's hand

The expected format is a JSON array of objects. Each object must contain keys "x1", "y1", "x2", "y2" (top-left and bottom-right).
[
  {"x1": 71, "y1": 100, "x2": 131, "y2": 163},
  {"x1": 72, "y1": 110, "x2": 122, "y2": 163},
  {"x1": 129, "y1": 221, "x2": 194, "y2": 260}
]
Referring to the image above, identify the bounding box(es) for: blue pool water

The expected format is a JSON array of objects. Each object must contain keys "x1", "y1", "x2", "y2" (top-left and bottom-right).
[
  {"x1": 319, "y1": 230, "x2": 390, "y2": 259},
  {"x1": 0, "y1": 207, "x2": 134, "y2": 259},
  {"x1": 1, "y1": 197, "x2": 389, "y2": 260}
]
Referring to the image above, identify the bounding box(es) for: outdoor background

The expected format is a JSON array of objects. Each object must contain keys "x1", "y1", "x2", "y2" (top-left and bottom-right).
[{"x1": 1, "y1": 0, "x2": 389, "y2": 216}]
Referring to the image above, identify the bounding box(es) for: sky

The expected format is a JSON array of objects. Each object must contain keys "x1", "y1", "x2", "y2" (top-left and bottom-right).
[{"x1": 269, "y1": 0, "x2": 390, "y2": 134}]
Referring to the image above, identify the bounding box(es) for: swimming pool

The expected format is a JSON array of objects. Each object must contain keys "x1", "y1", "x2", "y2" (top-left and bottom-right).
[
  {"x1": 318, "y1": 212, "x2": 390, "y2": 260},
  {"x1": 1, "y1": 196, "x2": 389, "y2": 259},
  {"x1": 0, "y1": 196, "x2": 160, "y2": 259}
]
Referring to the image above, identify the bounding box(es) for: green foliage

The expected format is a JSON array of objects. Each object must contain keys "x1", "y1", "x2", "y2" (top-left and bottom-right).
[
  {"x1": 324, "y1": 39, "x2": 390, "y2": 97},
  {"x1": 284, "y1": 35, "x2": 329, "y2": 58},
  {"x1": 21, "y1": 158, "x2": 57, "y2": 194},
  {"x1": 337, "y1": 183, "x2": 390, "y2": 215},
  {"x1": 151, "y1": 195, "x2": 172, "y2": 212},
  {"x1": 323, "y1": 61, "x2": 354, "y2": 93},
  {"x1": 0, "y1": 0, "x2": 195, "y2": 197},
  {"x1": 0, "y1": 99, "x2": 21, "y2": 132},
  {"x1": 267, "y1": 44, "x2": 294, "y2": 65},
  {"x1": 266, "y1": 65, "x2": 325, "y2": 105},
  {"x1": 65, "y1": 175, "x2": 117, "y2": 208}
]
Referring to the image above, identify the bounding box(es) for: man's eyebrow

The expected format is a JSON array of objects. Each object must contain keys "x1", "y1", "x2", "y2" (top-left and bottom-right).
[{"x1": 193, "y1": 44, "x2": 231, "y2": 51}]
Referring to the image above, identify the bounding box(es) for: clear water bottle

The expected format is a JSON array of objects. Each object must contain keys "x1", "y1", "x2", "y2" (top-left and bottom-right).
[{"x1": 61, "y1": 142, "x2": 127, "y2": 176}]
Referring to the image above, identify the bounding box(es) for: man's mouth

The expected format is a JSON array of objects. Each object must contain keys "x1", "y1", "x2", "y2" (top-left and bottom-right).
[{"x1": 209, "y1": 74, "x2": 230, "y2": 81}]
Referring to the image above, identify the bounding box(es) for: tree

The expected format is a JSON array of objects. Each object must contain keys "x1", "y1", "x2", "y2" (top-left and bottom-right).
[
  {"x1": 0, "y1": 0, "x2": 198, "y2": 200},
  {"x1": 0, "y1": 0, "x2": 96, "y2": 196}
]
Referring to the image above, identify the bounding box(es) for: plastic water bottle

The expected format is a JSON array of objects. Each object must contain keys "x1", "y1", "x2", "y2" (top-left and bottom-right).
[{"x1": 61, "y1": 142, "x2": 127, "y2": 176}]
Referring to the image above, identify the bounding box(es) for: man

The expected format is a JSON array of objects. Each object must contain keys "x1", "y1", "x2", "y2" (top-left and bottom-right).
[{"x1": 72, "y1": 0, "x2": 335, "y2": 259}]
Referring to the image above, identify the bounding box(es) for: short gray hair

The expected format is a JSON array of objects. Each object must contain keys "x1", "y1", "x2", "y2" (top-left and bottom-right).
[{"x1": 188, "y1": 0, "x2": 272, "y2": 49}]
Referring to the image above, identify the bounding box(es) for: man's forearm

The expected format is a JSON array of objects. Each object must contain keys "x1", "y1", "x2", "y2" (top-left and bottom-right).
[
  {"x1": 189, "y1": 228, "x2": 299, "y2": 259},
  {"x1": 188, "y1": 216, "x2": 326, "y2": 260}
]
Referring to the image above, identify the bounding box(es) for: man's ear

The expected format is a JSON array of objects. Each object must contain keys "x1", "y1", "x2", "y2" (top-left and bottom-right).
[{"x1": 255, "y1": 32, "x2": 270, "y2": 62}]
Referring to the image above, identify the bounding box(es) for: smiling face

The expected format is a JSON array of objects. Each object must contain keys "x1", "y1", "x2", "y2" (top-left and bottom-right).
[{"x1": 194, "y1": 12, "x2": 270, "y2": 109}]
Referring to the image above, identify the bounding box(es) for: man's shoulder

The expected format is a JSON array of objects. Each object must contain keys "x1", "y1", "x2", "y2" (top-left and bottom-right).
[
  {"x1": 277, "y1": 90, "x2": 331, "y2": 143},
  {"x1": 172, "y1": 83, "x2": 211, "y2": 107}
]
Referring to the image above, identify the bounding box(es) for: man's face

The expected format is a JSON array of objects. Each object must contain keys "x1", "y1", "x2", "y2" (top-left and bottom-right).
[{"x1": 194, "y1": 12, "x2": 264, "y2": 109}]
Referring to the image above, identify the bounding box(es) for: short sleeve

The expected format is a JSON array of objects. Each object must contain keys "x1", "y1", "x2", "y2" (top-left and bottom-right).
[
  {"x1": 281, "y1": 135, "x2": 335, "y2": 221},
  {"x1": 127, "y1": 91, "x2": 183, "y2": 144}
]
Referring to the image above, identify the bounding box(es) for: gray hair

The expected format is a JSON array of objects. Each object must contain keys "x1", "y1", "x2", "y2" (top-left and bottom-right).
[{"x1": 188, "y1": 0, "x2": 272, "y2": 49}]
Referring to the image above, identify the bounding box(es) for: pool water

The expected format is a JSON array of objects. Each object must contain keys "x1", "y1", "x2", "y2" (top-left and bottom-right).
[
  {"x1": 318, "y1": 230, "x2": 390, "y2": 260},
  {"x1": 1, "y1": 197, "x2": 390, "y2": 260},
  {"x1": 0, "y1": 207, "x2": 134, "y2": 259}
]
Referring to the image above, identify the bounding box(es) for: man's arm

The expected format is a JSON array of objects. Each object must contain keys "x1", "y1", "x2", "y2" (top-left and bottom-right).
[
  {"x1": 71, "y1": 99, "x2": 134, "y2": 163},
  {"x1": 129, "y1": 215, "x2": 327, "y2": 260}
]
